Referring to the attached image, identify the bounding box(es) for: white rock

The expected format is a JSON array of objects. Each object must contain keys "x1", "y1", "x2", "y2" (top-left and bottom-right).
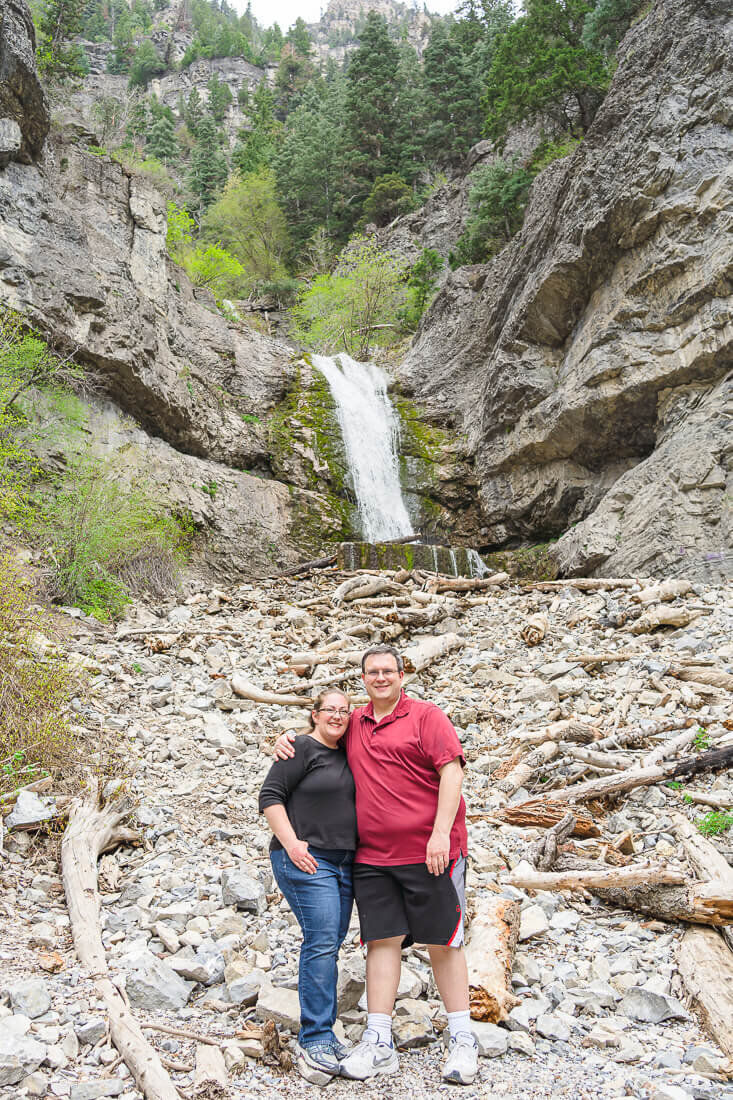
[
  {"x1": 473, "y1": 1021, "x2": 509, "y2": 1057},
  {"x1": 5, "y1": 791, "x2": 55, "y2": 829},
  {"x1": 0, "y1": 1032, "x2": 47, "y2": 1086},
  {"x1": 122, "y1": 951, "x2": 193, "y2": 1012},
  {"x1": 536, "y1": 1013, "x2": 570, "y2": 1042},
  {"x1": 255, "y1": 982, "x2": 300, "y2": 1031},
  {"x1": 9, "y1": 981, "x2": 51, "y2": 1020},
  {"x1": 519, "y1": 905, "x2": 549, "y2": 941},
  {"x1": 221, "y1": 869, "x2": 266, "y2": 913}
]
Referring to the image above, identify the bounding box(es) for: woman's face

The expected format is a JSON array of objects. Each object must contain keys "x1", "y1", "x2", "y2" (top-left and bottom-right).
[{"x1": 312, "y1": 692, "x2": 350, "y2": 742}]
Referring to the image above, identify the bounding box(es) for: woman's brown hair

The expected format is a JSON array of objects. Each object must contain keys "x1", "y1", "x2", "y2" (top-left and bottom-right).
[{"x1": 309, "y1": 689, "x2": 350, "y2": 730}]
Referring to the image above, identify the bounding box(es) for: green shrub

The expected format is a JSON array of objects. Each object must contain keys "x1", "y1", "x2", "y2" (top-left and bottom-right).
[
  {"x1": 39, "y1": 456, "x2": 189, "y2": 619},
  {"x1": 401, "y1": 248, "x2": 444, "y2": 330},
  {"x1": 697, "y1": 811, "x2": 733, "y2": 838},
  {"x1": 0, "y1": 556, "x2": 78, "y2": 796},
  {"x1": 451, "y1": 160, "x2": 534, "y2": 266}
]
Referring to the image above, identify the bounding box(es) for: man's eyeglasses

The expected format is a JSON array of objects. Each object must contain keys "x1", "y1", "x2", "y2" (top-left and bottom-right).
[
  {"x1": 363, "y1": 668, "x2": 401, "y2": 678},
  {"x1": 317, "y1": 707, "x2": 350, "y2": 717}
]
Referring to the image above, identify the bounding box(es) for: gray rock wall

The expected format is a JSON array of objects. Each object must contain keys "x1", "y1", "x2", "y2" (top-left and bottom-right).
[{"x1": 398, "y1": 0, "x2": 733, "y2": 579}]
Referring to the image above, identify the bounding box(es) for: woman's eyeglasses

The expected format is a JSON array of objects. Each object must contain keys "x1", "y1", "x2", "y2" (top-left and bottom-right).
[{"x1": 317, "y1": 707, "x2": 350, "y2": 717}]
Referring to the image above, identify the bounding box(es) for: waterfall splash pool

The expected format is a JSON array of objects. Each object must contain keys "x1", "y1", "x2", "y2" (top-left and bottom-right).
[{"x1": 312, "y1": 353, "x2": 413, "y2": 543}]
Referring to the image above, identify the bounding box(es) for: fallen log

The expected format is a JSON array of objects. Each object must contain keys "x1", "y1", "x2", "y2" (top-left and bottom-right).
[
  {"x1": 642, "y1": 727, "x2": 697, "y2": 768},
  {"x1": 630, "y1": 606, "x2": 705, "y2": 633},
  {"x1": 548, "y1": 744, "x2": 733, "y2": 804},
  {"x1": 672, "y1": 810, "x2": 733, "y2": 950},
  {"x1": 591, "y1": 878, "x2": 733, "y2": 925},
  {"x1": 506, "y1": 859, "x2": 686, "y2": 892},
  {"x1": 61, "y1": 780, "x2": 181, "y2": 1100},
  {"x1": 514, "y1": 719, "x2": 599, "y2": 747},
  {"x1": 681, "y1": 790, "x2": 733, "y2": 809},
  {"x1": 332, "y1": 576, "x2": 405, "y2": 605},
  {"x1": 385, "y1": 604, "x2": 455, "y2": 629},
  {"x1": 670, "y1": 665, "x2": 733, "y2": 692},
  {"x1": 529, "y1": 811, "x2": 576, "y2": 871},
  {"x1": 495, "y1": 741, "x2": 559, "y2": 798},
  {"x1": 465, "y1": 896, "x2": 521, "y2": 1023},
  {"x1": 569, "y1": 650, "x2": 640, "y2": 667},
  {"x1": 427, "y1": 572, "x2": 509, "y2": 594},
  {"x1": 562, "y1": 745, "x2": 635, "y2": 771},
  {"x1": 193, "y1": 1043, "x2": 228, "y2": 1097},
  {"x1": 401, "y1": 633, "x2": 465, "y2": 673},
  {"x1": 527, "y1": 579, "x2": 639, "y2": 592},
  {"x1": 276, "y1": 555, "x2": 336, "y2": 578},
  {"x1": 496, "y1": 800, "x2": 600, "y2": 838},
  {"x1": 633, "y1": 579, "x2": 693, "y2": 605},
  {"x1": 231, "y1": 677, "x2": 313, "y2": 707},
  {"x1": 678, "y1": 926, "x2": 733, "y2": 1058},
  {"x1": 520, "y1": 613, "x2": 548, "y2": 647}
]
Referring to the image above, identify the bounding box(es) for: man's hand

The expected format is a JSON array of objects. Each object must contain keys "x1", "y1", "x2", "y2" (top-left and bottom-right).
[
  {"x1": 287, "y1": 839, "x2": 318, "y2": 874},
  {"x1": 273, "y1": 731, "x2": 297, "y2": 759},
  {"x1": 426, "y1": 828, "x2": 450, "y2": 875}
]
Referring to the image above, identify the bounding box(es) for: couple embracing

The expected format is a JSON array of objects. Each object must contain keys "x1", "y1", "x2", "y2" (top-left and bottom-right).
[{"x1": 258, "y1": 644, "x2": 478, "y2": 1087}]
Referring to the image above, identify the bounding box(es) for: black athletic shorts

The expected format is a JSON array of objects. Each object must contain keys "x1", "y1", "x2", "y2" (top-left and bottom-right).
[{"x1": 353, "y1": 856, "x2": 466, "y2": 947}]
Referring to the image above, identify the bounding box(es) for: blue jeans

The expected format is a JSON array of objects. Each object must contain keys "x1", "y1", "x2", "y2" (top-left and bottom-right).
[{"x1": 270, "y1": 848, "x2": 353, "y2": 1048}]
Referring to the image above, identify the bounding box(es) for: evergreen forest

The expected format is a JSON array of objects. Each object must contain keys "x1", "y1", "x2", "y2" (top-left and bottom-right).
[{"x1": 30, "y1": 0, "x2": 645, "y2": 343}]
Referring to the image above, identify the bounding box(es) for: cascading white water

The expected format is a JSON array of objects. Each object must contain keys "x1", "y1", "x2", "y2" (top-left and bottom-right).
[
  {"x1": 467, "y1": 549, "x2": 490, "y2": 578},
  {"x1": 312, "y1": 353, "x2": 413, "y2": 542}
]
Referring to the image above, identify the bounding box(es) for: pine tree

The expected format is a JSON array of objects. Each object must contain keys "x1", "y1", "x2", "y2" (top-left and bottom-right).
[
  {"x1": 232, "y1": 81, "x2": 280, "y2": 175},
  {"x1": 146, "y1": 116, "x2": 178, "y2": 164},
  {"x1": 483, "y1": 0, "x2": 609, "y2": 140},
  {"x1": 188, "y1": 115, "x2": 229, "y2": 212},
  {"x1": 185, "y1": 88, "x2": 205, "y2": 138},
  {"x1": 36, "y1": 0, "x2": 87, "y2": 80},
  {"x1": 422, "y1": 24, "x2": 483, "y2": 166},
  {"x1": 128, "y1": 40, "x2": 166, "y2": 90},
  {"x1": 345, "y1": 12, "x2": 402, "y2": 202},
  {"x1": 392, "y1": 42, "x2": 427, "y2": 185},
  {"x1": 207, "y1": 75, "x2": 233, "y2": 122}
]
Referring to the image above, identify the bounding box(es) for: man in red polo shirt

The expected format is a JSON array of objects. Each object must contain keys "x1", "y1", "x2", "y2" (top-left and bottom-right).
[{"x1": 275, "y1": 644, "x2": 477, "y2": 1085}]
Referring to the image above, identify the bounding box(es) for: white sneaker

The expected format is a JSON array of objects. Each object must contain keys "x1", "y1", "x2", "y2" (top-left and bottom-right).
[
  {"x1": 442, "y1": 1032, "x2": 479, "y2": 1085},
  {"x1": 295, "y1": 1042, "x2": 340, "y2": 1086},
  {"x1": 338, "y1": 1032, "x2": 399, "y2": 1080}
]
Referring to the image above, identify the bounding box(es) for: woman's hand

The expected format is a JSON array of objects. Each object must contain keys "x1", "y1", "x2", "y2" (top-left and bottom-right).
[
  {"x1": 273, "y1": 731, "x2": 297, "y2": 760},
  {"x1": 287, "y1": 839, "x2": 318, "y2": 874}
]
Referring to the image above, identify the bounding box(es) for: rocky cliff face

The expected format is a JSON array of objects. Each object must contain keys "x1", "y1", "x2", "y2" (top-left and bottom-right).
[
  {"x1": 399, "y1": 0, "x2": 733, "y2": 580},
  {"x1": 0, "y1": 5, "x2": 349, "y2": 578},
  {"x1": 0, "y1": 0, "x2": 49, "y2": 165}
]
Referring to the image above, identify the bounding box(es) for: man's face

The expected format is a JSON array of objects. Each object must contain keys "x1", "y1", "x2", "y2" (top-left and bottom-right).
[{"x1": 362, "y1": 653, "x2": 404, "y2": 707}]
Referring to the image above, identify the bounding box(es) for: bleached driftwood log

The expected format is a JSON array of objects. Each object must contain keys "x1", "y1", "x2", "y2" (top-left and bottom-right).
[
  {"x1": 231, "y1": 677, "x2": 314, "y2": 706},
  {"x1": 678, "y1": 927, "x2": 733, "y2": 1057},
  {"x1": 61, "y1": 782, "x2": 180, "y2": 1100},
  {"x1": 528, "y1": 579, "x2": 639, "y2": 592},
  {"x1": 426, "y1": 573, "x2": 509, "y2": 594},
  {"x1": 642, "y1": 727, "x2": 697, "y2": 768},
  {"x1": 332, "y1": 576, "x2": 404, "y2": 605},
  {"x1": 633, "y1": 579, "x2": 693, "y2": 604},
  {"x1": 465, "y1": 896, "x2": 521, "y2": 1023},
  {"x1": 670, "y1": 665, "x2": 733, "y2": 692},
  {"x1": 514, "y1": 719, "x2": 598, "y2": 747},
  {"x1": 630, "y1": 606, "x2": 705, "y2": 633},
  {"x1": 401, "y1": 633, "x2": 465, "y2": 673},
  {"x1": 547, "y1": 744, "x2": 733, "y2": 804},
  {"x1": 528, "y1": 811, "x2": 576, "y2": 871},
  {"x1": 521, "y1": 613, "x2": 548, "y2": 647},
  {"x1": 591, "y1": 878, "x2": 733, "y2": 926},
  {"x1": 495, "y1": 741, "x2": 559, "y2": 797},
  {"x1": 506, "y1": 860, "x2": 685, "y2": 892},
  {"x1": 672, "y1": 811, "x2": 733, "y2": 949},
  {"x1": 193, "y1": 1043, "x2": 228, "y2": 1097}
]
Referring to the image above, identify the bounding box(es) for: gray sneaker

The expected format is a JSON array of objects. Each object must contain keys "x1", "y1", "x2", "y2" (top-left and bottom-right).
[
  {"x1": 338, "y1": 1033, "x2": 399, "y2": 1080},
  {"x1": 442, "y1": 1032, "x2": 479, "y2": 1085},
  {"x1": 295, "y1": 1042, "x2": 340, "y2": 1086}
]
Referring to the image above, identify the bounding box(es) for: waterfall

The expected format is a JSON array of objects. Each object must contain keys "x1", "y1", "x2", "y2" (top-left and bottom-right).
[
  {"x1": 467, "y1": 549, "x2": 490, "y2": 578},
  {"x1": 312, "y1": 354, "x2": 413, "y2": 542}
]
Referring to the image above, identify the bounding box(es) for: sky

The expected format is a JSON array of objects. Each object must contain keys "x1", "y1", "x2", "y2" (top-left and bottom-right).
[{"x1": 233, "y1": 1, "x2": 460, "y2": 33}]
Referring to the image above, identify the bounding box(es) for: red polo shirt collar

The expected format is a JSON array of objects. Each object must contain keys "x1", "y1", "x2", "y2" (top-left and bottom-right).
[{"x1": 361, "y1": 689, "x2": 411, "y2": 726}]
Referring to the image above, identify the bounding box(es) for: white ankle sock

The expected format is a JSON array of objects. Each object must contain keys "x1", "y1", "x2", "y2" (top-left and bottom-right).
[
  {"x1": 366, "y1": 1012, "x2": 392, "y2": 1046},
  {"x1": 447, "y1": 1009, "x2": 472, "y2": 1039}
]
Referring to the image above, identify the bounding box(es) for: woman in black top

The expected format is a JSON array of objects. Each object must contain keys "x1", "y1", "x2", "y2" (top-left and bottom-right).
[{"x1": 259, "y1": 689, "x2": 356, "y2": 1085}]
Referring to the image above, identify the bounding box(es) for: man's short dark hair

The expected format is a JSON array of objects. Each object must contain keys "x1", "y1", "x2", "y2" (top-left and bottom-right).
[{"x1": 361, "y1": 645, "x2": 404, "y2": 674}]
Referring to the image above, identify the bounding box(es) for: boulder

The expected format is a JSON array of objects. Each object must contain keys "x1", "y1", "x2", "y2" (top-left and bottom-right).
[
  {"x1": 0, "y1": 1030, "x2": 46, "y2": 1087},
  {"x1": 122, "y1": 951, "x2": 193, "y2": 1013}
]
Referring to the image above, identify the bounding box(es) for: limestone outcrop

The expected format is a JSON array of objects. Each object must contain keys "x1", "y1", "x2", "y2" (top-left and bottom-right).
[
  {"x1": 0, "y1": 0, "x2": 48, "y2": 165},
  {"x1": 0, "y1": 5, "x2": 347, "y2": 575},
  {"x1": 399, "y1": 0, "x2": 733, "y2": 580}
]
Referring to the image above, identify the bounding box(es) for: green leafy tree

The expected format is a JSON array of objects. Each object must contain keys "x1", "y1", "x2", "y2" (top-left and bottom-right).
[
  {"x1": 274, "y1": 38, "x2": 315, "y2": 117},
  {"x1": 181, "y1": 244, "x2": 246, "y2": 300},
  {"x1": 402, "y1": 248, "x2": 444, "y2": 328},
  {"x1": 292, "y1": 235, "x2": 408, "y2": 359},
  {"x1": 345, "y1": 12, "x2": 402, "y2": 200},
  {"x1": 201, "y1": 169, "x2": 290, "y2": 291},
  {"x1": 207, "y1": 75, "x2": 233, "y2": 122},
  {"x1": 483, "y1": 0, "x2": 610, "y2": 140},
  {"x1": 92, "y1": 96, "x2": 124, "y2": 144},
  {"x1": 127, "y1": 40, "x2": 166, "y2": 90},
  {"x1": 36, "y1": 0, "x2": 87, "y2": 80},
  {"x1": 188, "y1": 115, "x2": 229, "y2": 212},
  {"x1": 146, "y1": 116, "x2": 177, "y2": 164},
  {"x1": 452, "y1": 160, "x2": 534, "y2": 265},
  {"x1": 582, "y1": 0, "x2": 641, "y2": 54},
  {"x1": 361, "y1": 173, "x2": 413, "y2": 227},
  {"x1": 107, "y1": 8, "x2": 135, "y2": 74}
]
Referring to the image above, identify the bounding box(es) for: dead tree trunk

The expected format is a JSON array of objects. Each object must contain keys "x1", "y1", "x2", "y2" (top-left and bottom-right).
[
  {"x1": 465, "y1": 897, "x2": 521, "y2": 1023},
  {"x1": 61, "y1": 782, "x2": 180, "y2": 1100},
  {"x1": 678, "y1": 927, "x2": 733, "y2": 1058}
]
